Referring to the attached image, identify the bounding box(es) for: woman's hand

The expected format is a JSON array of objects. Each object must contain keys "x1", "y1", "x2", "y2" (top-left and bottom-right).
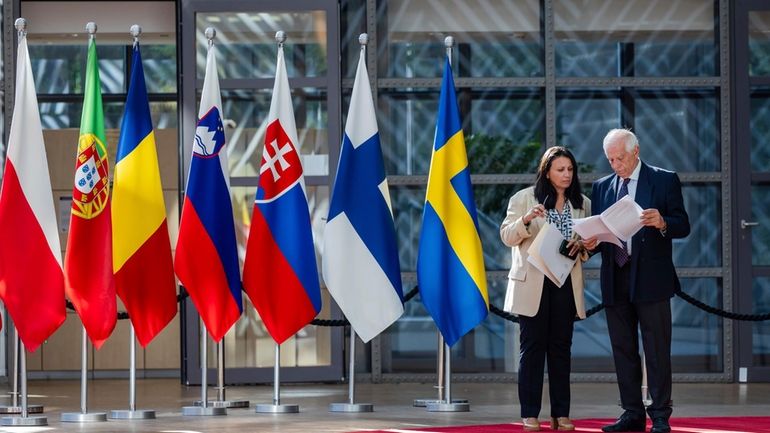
[
  {"x1": 566, "y1": 239, "x2": 583, "y2": 256},
  {"x1": 523, "y1": 203, "x2": 546, "y2": 225}
]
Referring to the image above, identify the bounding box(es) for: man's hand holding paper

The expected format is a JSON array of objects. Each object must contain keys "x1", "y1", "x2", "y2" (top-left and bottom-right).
[{"x1": 573, "y1": 195, "x2": 644, "y2": 247}]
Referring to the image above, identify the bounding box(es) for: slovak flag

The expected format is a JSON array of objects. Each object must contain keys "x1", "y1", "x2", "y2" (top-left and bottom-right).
[
  {"x1": 242, "y1": 42, "x2": 321, "y2": 345},
  {"x1": 322, "y1": 42, "x2": 404, "y2": 343},
  {"x1": 174, "y1": 43, "x2": 242, "y2": 343}
]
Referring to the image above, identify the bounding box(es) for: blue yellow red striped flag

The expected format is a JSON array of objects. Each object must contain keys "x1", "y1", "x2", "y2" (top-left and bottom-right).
[
  {"x1": 416, "y1": 56, "x2": 489, "y2": 347},
  {"x1": 111, "y1": 43, "x2": 177, "y2": 347}
]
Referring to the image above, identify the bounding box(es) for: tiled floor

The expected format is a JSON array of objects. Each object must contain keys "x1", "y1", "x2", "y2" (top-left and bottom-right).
[{"x1": 0, "y1": 379, "x2": 768, "y2": 432}]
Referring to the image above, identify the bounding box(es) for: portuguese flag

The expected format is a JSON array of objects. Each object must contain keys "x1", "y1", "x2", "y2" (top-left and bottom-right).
[{"x1": 63, "y1": 36, "x2": 116, "y2": 348}]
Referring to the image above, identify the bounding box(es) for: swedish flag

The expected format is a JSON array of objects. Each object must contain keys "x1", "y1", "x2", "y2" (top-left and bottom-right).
[{"x1": 417, "y1": 57, "x2": 489, "y2": 347}]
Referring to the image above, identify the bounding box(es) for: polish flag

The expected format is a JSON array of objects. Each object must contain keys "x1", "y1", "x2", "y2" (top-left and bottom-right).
[{"x1": 0, "y1": 33, "x2": 66, "y2": 351}]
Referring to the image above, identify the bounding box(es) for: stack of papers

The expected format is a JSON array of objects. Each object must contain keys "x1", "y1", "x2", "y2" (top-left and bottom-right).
[
  {"x1": 527, "y1": 223, "x2": 576, "y2": 288},
  {"x1": 573, "y1": 195, "x2": 644, "y2": 247}
]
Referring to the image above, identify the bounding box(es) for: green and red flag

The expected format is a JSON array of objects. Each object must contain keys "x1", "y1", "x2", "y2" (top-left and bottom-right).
[{"x1": 64, "y1": 36, "x2": 116, "y2": 348}]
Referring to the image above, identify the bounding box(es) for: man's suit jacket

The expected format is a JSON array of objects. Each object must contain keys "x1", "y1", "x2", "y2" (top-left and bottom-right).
[
  {"x1": 500, "y1": 186, "x2": 590, "y2": 318},
  {"x1": 591, "y1": 161, "x2": 690, "y2": 305}
]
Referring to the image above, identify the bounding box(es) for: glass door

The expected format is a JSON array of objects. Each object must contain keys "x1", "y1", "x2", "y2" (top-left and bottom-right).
[
  {"x1": 735, "y1": 0, "x2": 770, "y2": 383},
  {"x1": 179, "y1": 0, "x2": 343, "y2": 384}
]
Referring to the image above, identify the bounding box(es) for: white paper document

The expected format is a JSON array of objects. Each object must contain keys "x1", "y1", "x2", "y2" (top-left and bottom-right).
[
  {"x1": 572, "y1": 195, "x2": 644, "y2": 247},
  {"x1": 527, "y1": 223, "x2": 577, "y2": 288}
]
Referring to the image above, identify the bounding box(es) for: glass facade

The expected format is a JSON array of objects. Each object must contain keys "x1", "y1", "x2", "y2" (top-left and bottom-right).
[
  {"x1": 341, "y1": 0, "x2": 726, "y2": 377},
  {"x1": 4, "y1": 0, "x2": 767, "y2": 381}
]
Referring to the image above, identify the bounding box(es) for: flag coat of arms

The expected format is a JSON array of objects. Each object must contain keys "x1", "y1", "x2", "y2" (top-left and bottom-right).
[
  {"x1": 112, "y1": 43, "x2": 177, "y2": 347},
  {"x1": 0, "y1": 32, "x2": 66, "y2": 351},
  {"x1": 174, "y1": 44, "x2": 242, "y2": 343},
  {"x1": 322, "y1": 44, "x2": 403, "y2": 343},
  {"x1": 243, "y1": 43, "x2": 321, "y2": 345},
  {"x1": 416, "y1": 56, "x2": 489, "y2": 347},
  {"x1": 64, "y1": 36, "x2": 116, "y2": 348}
]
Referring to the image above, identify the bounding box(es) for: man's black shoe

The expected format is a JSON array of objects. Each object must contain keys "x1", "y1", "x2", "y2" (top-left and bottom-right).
[
  {"x1": 650, "y1": 417, "x2": 671, "y2": 433},
  {"x1": 601, "y1": 411, "x2": 646, "y2": 432}
]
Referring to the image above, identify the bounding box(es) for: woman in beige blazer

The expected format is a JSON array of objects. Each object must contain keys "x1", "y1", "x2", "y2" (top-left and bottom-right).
[{"x1": 499, "y1": 146, "x2": 595, "y2": 432}]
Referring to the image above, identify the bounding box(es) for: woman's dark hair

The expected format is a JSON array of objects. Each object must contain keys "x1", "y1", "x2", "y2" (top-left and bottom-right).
[{"x1": 533, "y1": 146, "x2": 584, "y2": 210}]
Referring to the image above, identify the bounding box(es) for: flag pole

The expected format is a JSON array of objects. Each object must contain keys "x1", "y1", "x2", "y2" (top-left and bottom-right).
[
  {"x1": 326, "y1": 34, "x2": 378, "y2": 415},
  {"x1": 425, "y1": 36, "x2": 470, "y2": 413},
  {"x1": 255, "y1": 342, "x2": 299, "y2": 413},
  {"x1": 1, "y1": 340, "x2": 47, "y2": 426},
  {"x1": 194, "y1": 341, "x2": 249, "y2": 408},
  {"x1": 109, "y1": 323, "x2": 156, "y2": 419},
  {"x1": 329, "y1": 328, "x2": 374, "y2": 412},
  {"x1": 0, "y1": 329, "x2": 43, "y2": 414},
  {"x1": 109, "y1": 26, "x2": 158, "y2": 421},
  {"x1": 61, "y1": 326, "x2": 108, "y2": 422},
  {"x1": 183, "y1": 319, "x2": 226, "y2": 415}
]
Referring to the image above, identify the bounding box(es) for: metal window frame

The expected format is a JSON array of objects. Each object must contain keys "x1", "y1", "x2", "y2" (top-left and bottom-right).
[
  {"x1": 178, "y1": 0, "x2": 344, "y2": 385},
  {"x1": 361, "y1": 0, "x2": 734, "y2": 383}
]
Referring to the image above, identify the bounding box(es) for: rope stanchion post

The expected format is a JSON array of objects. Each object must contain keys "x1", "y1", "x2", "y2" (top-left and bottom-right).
[
  {"x1": 0, "y1": 328, "x2": 44, "y2": 415},
  {"x1": 182, "y1": 319, "x2": 226, "y2": 416},
  {"x1": 193, "y1": 341, "x2": 249, "y2": 409}
]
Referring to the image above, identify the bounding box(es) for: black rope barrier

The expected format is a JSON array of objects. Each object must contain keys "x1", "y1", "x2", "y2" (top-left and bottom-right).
[
  {"x1": 675, "y1": 289, "x2": 770, "y2": 321},
  {"x1": 63, "y1": 283, "x2": 770, "y2": 325}
]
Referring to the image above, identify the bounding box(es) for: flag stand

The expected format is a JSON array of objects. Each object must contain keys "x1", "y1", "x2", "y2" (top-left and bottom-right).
[
  {"x1": 413, "y1": 333, "x2": 468, "y2": 407},
  {"x1": 61, "y1": 326, "x2": 108, "y2": 422},
  {"x1": 0, "y1": 330, "x2": 44, "y2": 415},
  {"x1": 426, "y1": 342, "x2": 469, "y2": 412},
  {"x1": 109, "y1": 324, "x2": 155, "y2": 419},
  {"x1": 183, "y1": 321, "x2": 226, "y2": 416},
  {"x1": 423, "y1": 36, "x2": 470, "y2": 413},
  {"x1": 194, "y1": 341, "x2": 249, "y2": 408},
  {"x1": 0, "y1": 338, "x2": 47, "y2": 426},
  {"x1": 255, "y1": 344, "x2": 298, "y2": 413},
  {"x1": 329, "y1": 329, "x2": 373, "y2": 412}
]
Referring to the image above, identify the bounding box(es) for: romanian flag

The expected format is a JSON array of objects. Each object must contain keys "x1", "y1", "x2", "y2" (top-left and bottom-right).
[
  {"x1": 0, "y1": 31, "x2": 66, "y2": 351},
  {"x1": 416, "y1": 56, "x2": 488, "y2": 347},
  {"x1": 175, "y1": 43, "x2": 243, "y2": 342},
  {"x1": 64, "y1": 36, "x2": 117, "y2": 348},
  {"x1": 112, "y1": 43, "x2": 177, "y2": 347}
]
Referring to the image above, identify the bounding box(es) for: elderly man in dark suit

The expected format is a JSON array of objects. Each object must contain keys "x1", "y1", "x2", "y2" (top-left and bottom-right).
[{"x1": 590, "y1": 129, "x2": 690, "y2": 433}]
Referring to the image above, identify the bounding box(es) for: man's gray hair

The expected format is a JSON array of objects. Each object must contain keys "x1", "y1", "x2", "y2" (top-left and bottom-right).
[{"x1": 603, "y1": 128, "x2": 638, "y2": 154}]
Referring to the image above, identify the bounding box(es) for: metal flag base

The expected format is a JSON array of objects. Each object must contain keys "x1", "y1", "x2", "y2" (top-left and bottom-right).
[
  {"x1": 426, "y1": 401, "x2": 470, "y2": 412},
  {"x1": 194, "y1": 399, "x2": 249, "y2": 408},
  {"x1": 413, "y1": 398, "x2": 468, "y2": 407},
  {"x1": 60, "y1": 412, "x2": 108, "y2": 422},
  {"x1": 329, "y1": 402, "x2": 373, "y2": 413},
  {"x1": 181, "y1": 405, "x2": 226, "y2": 416},
  {"x1": 0, "y1": 404, "x2": 43, "y2": 414},
  {"x1": 109, "y1": 409, "x2": 156, "y2": 419},
  {"x1": 255, "y1": 403, "x2": 299, "y2": 413},
  {"x1": 0, "y1": 415, "x2": 47, "y2": 426}
]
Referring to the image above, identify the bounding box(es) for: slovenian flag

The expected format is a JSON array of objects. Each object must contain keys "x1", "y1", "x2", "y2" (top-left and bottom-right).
[
  {"x1": 416, "y1": 56, "x2": 489, "y2": 347},
  {"x1": 322, "y1": 42, "x2": 403, "y2": 343},
  {"x1": 64, "y1": 35, "x2": 116, "y2": 348},
  {"x1": 0, "y1": 30, "x2": 66, "y2": 351},
  {"x1": 174, "y1": 43, "x2": 242, "y2": 342},
  {"x1": 112, "y1": 43, "x2": 177, "y2": 347},
  {"x1": 243, "y1": 42, "x2": 321, "y2": 345}
]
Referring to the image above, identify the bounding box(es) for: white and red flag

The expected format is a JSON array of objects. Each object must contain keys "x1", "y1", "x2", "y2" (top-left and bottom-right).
[{"x1": 0, "y1": 32, "x2": 66, "y2": 351}]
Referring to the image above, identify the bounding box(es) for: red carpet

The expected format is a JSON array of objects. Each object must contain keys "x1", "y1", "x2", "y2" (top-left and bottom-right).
[{"x1": 348, "y1": 417, "x2": 770, "y2": 433}]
